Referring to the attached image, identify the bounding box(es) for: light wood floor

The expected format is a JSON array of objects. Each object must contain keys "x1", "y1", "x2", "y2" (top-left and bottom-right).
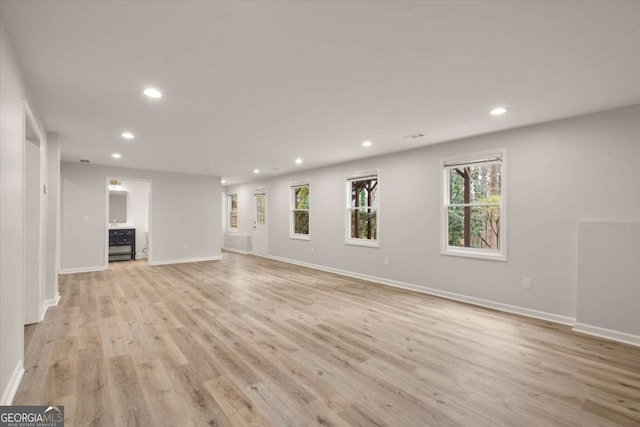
[{"x1": 15, "y1": 252, "x2": 640, "y2": 426}]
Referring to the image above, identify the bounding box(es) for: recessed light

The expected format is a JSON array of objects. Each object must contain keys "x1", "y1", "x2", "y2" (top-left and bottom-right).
[
  {"x1": 221, "y1": 179, "x2": 226, "y2": 184},
  {"x1": 253, "y1": 169, "x2": 260, "y2": 174},
  {"x1": 490, "y1": 107, "x2": 508, "y2": 116},
  {"x1": 295, "y1": 158, "x2": 303, "y2": 165},
  {"x1": 112, "y1": 153, "x2": 122, "y2": 159},
  {"x1": 362, "y1": 140, "x2": 373, "y2": 148},
  {"x1": 121, "y1": 132, "x2": 135, "y2": 140},
  {"x1": 143, "y1": 87, "x2": 162, "y2": 98}
]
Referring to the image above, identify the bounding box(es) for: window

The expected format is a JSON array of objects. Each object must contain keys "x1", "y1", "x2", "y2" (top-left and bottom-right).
[
  {"x1": 256, "y1": 193, "x2": 266, "y2": 225},
  {"x1": 228, "y1": 194, "x2": 238, "y2": 230},
  {"x1": 290, "y1": 182, "x2": 310, "y2": 239},
  {"x1": 346, "y1": 172, "x2": 379, "y2": 247},
  {"x1": 442, "y1": 150, "x2": 506, "y2": 260}
]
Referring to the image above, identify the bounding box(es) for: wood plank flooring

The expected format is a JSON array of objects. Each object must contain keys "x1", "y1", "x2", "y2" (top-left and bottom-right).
[{"x1": 14, "y1": 252, "x2": 640, "y2": 426}]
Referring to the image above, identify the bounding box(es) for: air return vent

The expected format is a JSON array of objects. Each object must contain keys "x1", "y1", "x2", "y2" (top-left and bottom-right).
[{"x1": 402, "y1": 133, "x2": 424, "y2": 139}]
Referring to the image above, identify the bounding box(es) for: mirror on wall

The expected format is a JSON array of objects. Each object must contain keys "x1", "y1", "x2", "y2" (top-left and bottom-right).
[{"x1": 109, "y1": 190, "x2": 127, "y2": 223}]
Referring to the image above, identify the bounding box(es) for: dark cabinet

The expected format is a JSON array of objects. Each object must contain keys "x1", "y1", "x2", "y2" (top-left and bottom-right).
[{"x1": 108, "y1": 228, "x2": 136, "y2": 262}]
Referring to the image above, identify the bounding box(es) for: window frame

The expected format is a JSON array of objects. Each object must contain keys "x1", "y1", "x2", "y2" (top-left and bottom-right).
[
  {"x1": 254, "y1": 189, "x2": 267, "y2": 226},
  {"x1": 227, "y1": 193, "x2": 238, "y2": 232},
  {"x1": 441, "y1": 149, "x2": 507, "y2": 261},
  {"x1": 345, "y1": 170, "x2": 380, "y2": 248},
  {"x1": 290, "y1": 180, "x2": 310, "y2": 240}
]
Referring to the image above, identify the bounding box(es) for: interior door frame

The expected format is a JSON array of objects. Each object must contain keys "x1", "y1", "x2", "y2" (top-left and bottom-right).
[
  {"x1": 252, "y1": 187, "x2": 268, "y2": 256},
  {"x1": 22, "y1": 99, "x2": 44, "y2": 326},
  {"x1": 104, "y1": 176, "x2": 153, "y2": 269}
]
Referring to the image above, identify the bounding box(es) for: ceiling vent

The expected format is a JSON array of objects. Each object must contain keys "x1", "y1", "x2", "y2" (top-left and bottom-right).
[
  {"x1": 80, "y1": 159, "x2": 90, "y2": 163},
  {"x1": 402, "y1": 133, "x2": 425, "y2": 139}
]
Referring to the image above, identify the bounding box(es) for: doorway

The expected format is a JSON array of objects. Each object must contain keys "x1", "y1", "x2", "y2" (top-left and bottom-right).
[
  {"x1": 105, "y1": 177, "x2": 152, "y2": 267},
  {"x1": 23, "y1": 105, "x2": 43, "y2": 326},
  {"x1": 253, "y1": 188, "x2": 268, "y2": 256}
]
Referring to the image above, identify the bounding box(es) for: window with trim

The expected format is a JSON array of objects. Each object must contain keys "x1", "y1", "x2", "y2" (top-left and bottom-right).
[
  {"x1": 255, "y1": 193, "x2": 266, "y2": 225},
  {"x1": 346, "y1": 173, "x2": 378, "y2": 246},
  {"x1": 290, "y1": 182, "x2": 310, "y2": 238},
  {"x1": 228, "y1": 194, "x2": 238, "y2": 230},
  {"x1": 443, "y1": 151, "x2": 505, "y2": 260}
]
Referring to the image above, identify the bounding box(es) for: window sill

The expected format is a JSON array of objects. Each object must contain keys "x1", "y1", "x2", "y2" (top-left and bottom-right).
[
  {"x1": 289, "y1": 234, "x2": 310, "y2": 241},
  {"x1": 345, "y1": 239, "x2": 379, "y2": 248},
  {"x1": 441, "y1": 247, "x2": 506, "y2": 262}
]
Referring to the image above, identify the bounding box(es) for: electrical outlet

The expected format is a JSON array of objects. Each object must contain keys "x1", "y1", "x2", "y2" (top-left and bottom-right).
[
  {"x1": 384, "y1": 257, "x2": 390, "y2": 266},
  {"x1": 183, "y1": 243, "x2": 188, "y2": 249},
  {"x1": 522, "y1": 277, "x2": 532, "y2": 289},
  {"x1": 83, "y1": 215, "x2": 89, "y2": 222},
  {"x1": 311, "y1": 247, "x2": 315, "y2": 254}
]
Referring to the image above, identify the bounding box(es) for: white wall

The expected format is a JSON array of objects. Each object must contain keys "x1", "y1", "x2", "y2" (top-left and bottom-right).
[
  {"x1": 223, "y1": 233, "x2": 253, "y2": 253},
  {"x1": 119, "y1": 180, "x2": 150, "y2": 258},
  {"x1": 225, "y1": 105, "x2": 640, "y2": 338},
  {"x1": 61, "y1": 162, "x2": 222, "y2": 270},
  {"x1": 576, "y1": 222, "x2": 640, "y2": 343},
  {"x1": 45, "y1": 133, "x2": 61, "y2": 302},
  {"x1": 0, "y1": 22, "x2": 57, "y2": 404}
]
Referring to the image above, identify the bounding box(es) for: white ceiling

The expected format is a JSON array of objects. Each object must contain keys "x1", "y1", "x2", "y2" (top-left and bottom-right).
[{"x1": 2, "y1": 0, "x2": 639, "y2": 184}]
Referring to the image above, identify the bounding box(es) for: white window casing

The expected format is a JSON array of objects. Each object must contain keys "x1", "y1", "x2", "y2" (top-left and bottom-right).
[
  {"x1": 441, "y1": 150, "x2": 506, "y2": 261},
  {"x1": 290, "y1": 180, "x2": 310, "y2": 240},
  {"x1": 346, "y1": 170, "x2": 380, "y2": 248},
  {"x1": 227, "y1": 193, "x2": 238, "y2": 231}
]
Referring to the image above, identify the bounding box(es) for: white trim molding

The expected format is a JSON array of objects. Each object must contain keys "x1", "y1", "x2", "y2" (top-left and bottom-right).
[
  {"x1": 39, "y1": 292, "x2": 61, "y2": 321},
  {"x1": 1, "y1": 360, "x2": 25, "y2": 405},
  {"x1": 59, "y1": 265, "x2": 106, "y2": 275},
  {"x1": 266, "y1": 254, "x2": 575, "y2": 326},
  {"x1": 573, "y1": 323, "x2": 640, "y2": 347},
  {"x1": 289, "y1": 180, "x2": 310, "y2": 240},
  {"x1": 226, "y1": 192, "x2": 238, "y2": 232},
  {"x1": 289, "y1": 234, "x2": 311, "y2": 241},
  {"x1": 440, "y1": 148, "x2": 507, "y2": 262},
  {"x1": 345, "y1": 169, "x2": 380, "y2": 248},
  {"x1": 250, "y1": 252, "x2": 271, "y2": 260},
  {"x1": 149, "y1": 255, "x2": 222, "y2": 266}
]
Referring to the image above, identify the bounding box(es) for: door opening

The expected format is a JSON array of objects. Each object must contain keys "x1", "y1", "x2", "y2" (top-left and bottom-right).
[
  {"x1": 23, "y1": 107, "x2": 43, "y2": 326},
  {"x1": 105, "y1": 177, "x2": 152, "y2": 267}
]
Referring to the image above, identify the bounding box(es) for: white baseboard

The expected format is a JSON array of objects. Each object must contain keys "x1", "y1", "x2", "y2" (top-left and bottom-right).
[
  {"x1": 573, "y1": 323, "x2": 640, "y2": 347},
  {"x1": 149, "y1": 255, "x2": 222, "y2": 266},
  {"x1": 0, "y1": 360, "x2": 24, "y2": 405},
  {"x1": 265, "y1": 254, "x2": 576, "y2": 326},
  {"x1": 222, "y1": 247, "x2": 251, "y2": 255},
  {"x1": 39, "y1": 292, "x2": 61, "y2": 321},
  {"x1": 59, "y1": 265, "x2": 106, "y2": 275},
  {"x1": 136, "y1": 254, "x2": 147, "y2": 259},
  {"x1": 251, "y1": 252, "x2": 270, "y2": 259}
]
